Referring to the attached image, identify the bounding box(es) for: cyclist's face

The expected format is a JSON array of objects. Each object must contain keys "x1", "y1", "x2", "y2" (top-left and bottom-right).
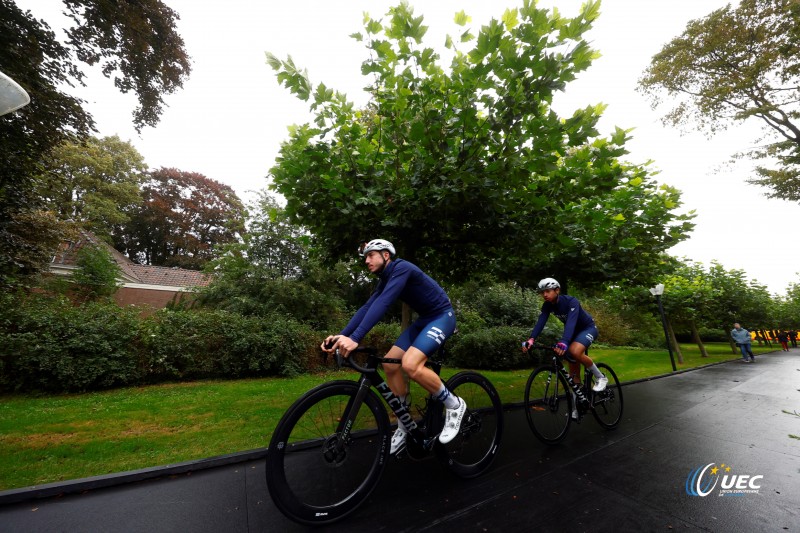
[
  {"x1": 364, "y1": 250, "x2": 389, "y2": 273},
  {"x1": 540, "y1": 288, "x2": 559, "y2": 303}
]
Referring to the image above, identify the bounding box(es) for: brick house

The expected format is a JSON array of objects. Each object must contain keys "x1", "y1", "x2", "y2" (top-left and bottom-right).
[{"x1": 49, "y1": 231, "x2": 211, "y2": 313}]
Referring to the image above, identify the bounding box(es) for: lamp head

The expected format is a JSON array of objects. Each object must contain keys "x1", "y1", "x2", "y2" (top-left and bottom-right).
[
  {"x1": 1, "y1": 71, "x2": 30, "y2": 116},
  {"x1": 649, "y1": 284, "x2": 665, "y2": 296}
]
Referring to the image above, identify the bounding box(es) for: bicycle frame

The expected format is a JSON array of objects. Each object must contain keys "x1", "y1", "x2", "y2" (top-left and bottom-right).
[
  {"x1": 553, "y1": 356, "x2": 590, "y2": 408},
  {"x1": 525, "y1": 343, "x2": 623, "y2": 440},
  {"x1": 334, "y1": 347, "x2": 443, "y2": 455},
  {"x1": 528, "y1": 346, "x2": 591, "y2": 413},
  {"x1": 266, "y1": 343, "x2": 504, "y2": 524}
]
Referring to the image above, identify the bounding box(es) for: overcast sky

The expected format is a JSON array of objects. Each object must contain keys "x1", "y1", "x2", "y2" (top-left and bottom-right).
[{"x1": 17, "y1": 0, "x2": 799, "y2": 295}]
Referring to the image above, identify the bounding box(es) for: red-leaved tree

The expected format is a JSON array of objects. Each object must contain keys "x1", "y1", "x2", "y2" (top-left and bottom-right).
[{"x1": 114, "y1": 167, "x2": 245, "y2": 269}]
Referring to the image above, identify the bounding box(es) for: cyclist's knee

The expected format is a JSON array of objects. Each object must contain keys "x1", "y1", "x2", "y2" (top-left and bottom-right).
[
  {"x1": 566, "y1": 346, "x2": 582, "y2": 362},
  {"x1": 384, "y1": 363, "x2": 401, "y2": 378},
  {"x1": 402, "y1": 359, "x2": 424, "y2": 379}
]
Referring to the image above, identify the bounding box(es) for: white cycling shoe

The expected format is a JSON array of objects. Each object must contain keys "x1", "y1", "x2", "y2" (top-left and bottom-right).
[
  {"x1": 390, "y1": 428, "x2": 407, "y2": 454},
  {"x1": 592, "y1": 375, "x2": 608, "y2": 392},
  {"x1": 439, "y1": 398, "x2": 467, "y2": 444}
]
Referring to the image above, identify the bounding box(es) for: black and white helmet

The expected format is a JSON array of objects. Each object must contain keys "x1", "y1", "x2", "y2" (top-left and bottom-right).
[
  {"x1": 358, "y1": 239, "x2": 396, "y2": 258},
  {"x1": 537, "y1": 277, "x2": 560, "y2": 292}
]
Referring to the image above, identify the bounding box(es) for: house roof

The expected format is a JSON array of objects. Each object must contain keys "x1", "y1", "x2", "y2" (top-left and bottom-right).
[{"x1": 51, "y1": 230, "x2": 211, "y2": 289}]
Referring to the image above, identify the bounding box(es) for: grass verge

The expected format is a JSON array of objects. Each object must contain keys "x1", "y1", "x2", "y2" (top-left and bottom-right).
[{"x1": 0, "y1": 342, "x2": 777, "y2": 491}]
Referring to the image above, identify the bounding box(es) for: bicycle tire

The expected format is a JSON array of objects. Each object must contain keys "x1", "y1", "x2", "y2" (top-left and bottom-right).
[
  {"x1": 436, "y1": 371, "x2": 504, "y2": 478},
  {"x1": 265, "y1": 380, "x2": 390, "y2": 525},
  {"x1": 589, "y1": 362, "x2": 623, "y2": 429},
  {"x1": 524, "y1": 365, "x2": 572, "y2": 445}
]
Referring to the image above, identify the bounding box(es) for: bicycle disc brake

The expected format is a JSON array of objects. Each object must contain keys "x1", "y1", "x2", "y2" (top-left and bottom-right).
[{"x1": 321, "y1": 434, "x2": 348, "y2": 467}]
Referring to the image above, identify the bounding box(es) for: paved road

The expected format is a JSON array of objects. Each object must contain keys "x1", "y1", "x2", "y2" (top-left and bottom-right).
[{"x1": 2, "y1": 350, "x2": 799, "y2": 532}]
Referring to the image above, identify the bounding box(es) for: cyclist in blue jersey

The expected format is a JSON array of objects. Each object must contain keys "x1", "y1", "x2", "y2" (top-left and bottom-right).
[
  {"x1": 321, "y1": 239, "x2": 466, "y2": 454},
  {"x1": 522, "y1": 278, "x2": 607, "y2": 409}
]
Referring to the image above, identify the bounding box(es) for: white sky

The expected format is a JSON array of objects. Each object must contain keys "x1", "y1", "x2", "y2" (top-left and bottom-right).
[{"x1": 17, "y1": 0, "x2": 800, "y2": 295}]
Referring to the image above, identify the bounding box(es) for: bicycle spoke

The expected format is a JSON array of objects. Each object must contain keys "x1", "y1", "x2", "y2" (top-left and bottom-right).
[
  {"x1": 589, "y1": 363, "x2": 623, "y2": 429},
  {"x1": 525, "y1": 366, "x2": 571, "y2": 444},
  {"x1": 437, "y1": 372, "x2": 503, "y2": 478},
  {"x1": 266, "y1": 381, "x2": 389, "y2": 525}
]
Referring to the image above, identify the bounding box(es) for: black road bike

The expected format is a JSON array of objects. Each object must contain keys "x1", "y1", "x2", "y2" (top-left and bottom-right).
[
  {"x1": 524, "y1": 345, "x2": 623, "y2": 445},
  {"x1": 265, "y1": 345, "x2": 504, "y2": 525}
]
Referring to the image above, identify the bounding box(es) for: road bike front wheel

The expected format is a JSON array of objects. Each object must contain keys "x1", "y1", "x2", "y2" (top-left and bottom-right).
[
  {"x1": 436, "y1": 371, "x2": 504, "y2": 478},
  {"x1": 265, "y1": 380, "x2": 391, "y2": 526},
  {"x1": 524, "y1": 366, "x2": 572, "y2": 445},
  {"x1": 588, "y1": 363, "x2": 623, "y2": 429}
]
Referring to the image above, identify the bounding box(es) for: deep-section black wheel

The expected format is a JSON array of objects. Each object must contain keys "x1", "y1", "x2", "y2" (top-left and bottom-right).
[
  {"x1": 589, "y1": 362, "x2": 623, "y2": 429},
  {"x1": 524, "y1": 365, "x2": 572, "y2": 445},
  {"x1": 265, "y1": 380, "x2": 390, "y2": 525},
  {"x1": 436, "y1": 371, "x2": 504, "y2": 478}
]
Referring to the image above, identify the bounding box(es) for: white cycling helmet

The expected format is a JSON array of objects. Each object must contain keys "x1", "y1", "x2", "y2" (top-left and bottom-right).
[
  {"x1": 358, "y1": 239, "x2": 396, "y2": 258},
  {"x1": 537, "y1": 277, "x2": 560, "y2": 292}
]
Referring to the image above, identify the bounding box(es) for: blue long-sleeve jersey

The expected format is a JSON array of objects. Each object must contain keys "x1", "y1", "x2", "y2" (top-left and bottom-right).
[
  {"x1": 340, "y1": 259, "x2": 452, "y2": 344},
  {"x1": 529, "y1": 294, "x2": 595, "y2": 346}
]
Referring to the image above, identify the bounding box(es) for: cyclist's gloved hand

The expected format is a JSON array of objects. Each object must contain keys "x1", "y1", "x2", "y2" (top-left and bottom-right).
[
  {"x1": 555, "y1": 342, "x2": 568, "y2": 353},
  {"x1": 522, "y1": 338, "x2": 535, "y2": 351}
]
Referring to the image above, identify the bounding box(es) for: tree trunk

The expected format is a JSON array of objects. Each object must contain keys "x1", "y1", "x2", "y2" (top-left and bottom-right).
[
  {"x1": 728, "y1": 337, "x2": 738, "y2": 354},
  {"x1": 691, "y1": 320, "x2": 709, "y2": 358},
  {"x1": 760, "y1": 329, "x2": 773, "y2": 347},
  {"x1": 667, "y1": 318, "x2": 684, "y2": 364},
  {"x1": 402, "y1": 302, "x2": 412, "y2": 330}
]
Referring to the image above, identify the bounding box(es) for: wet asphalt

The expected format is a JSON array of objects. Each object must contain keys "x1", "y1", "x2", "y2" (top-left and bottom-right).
[{"x1": 1, "y1": 349, "x2": 799, "y2": 532}]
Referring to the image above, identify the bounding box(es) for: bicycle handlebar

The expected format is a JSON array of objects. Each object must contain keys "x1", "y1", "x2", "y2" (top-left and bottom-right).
[
  {"x1": 522, "y1": 343, "x2": 557, "y2": 351},
  {"x1": 321, "y1": 340, "x2": 417, "y2": 373},
  {"x1": 323, "y1": 340, "x2": 393, "y2": 373},
  {"x1": 338, "y1": 347, "x2": 377, "y2": 372}
]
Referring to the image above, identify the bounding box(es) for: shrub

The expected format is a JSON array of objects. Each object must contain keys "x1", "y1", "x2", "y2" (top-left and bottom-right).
[
  {"x1": 197, "y1": 269, "x2": 347, "y2": 331},
  {"x1": 0, "y1": 292, "x2": 141, "y2": 392},
  {"x1": 361, "y1": 322, "x2": 403, "y2": 354},
  {"x1": 448, "y1": 326, "x2": 533, "y2": 370},
  {"x1": 581, "y1": 298, "x2": 635, "y2": 347},
  {"x1": 140, "y1": 309, "x2": 316, "y2": 380},
  {"x1": 451, "y1": 282, "x2": 539, "y2": 328}
]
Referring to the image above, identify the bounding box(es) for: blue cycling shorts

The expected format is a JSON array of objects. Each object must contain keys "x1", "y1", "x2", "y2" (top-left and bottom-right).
[
  {"x1": 572, "y1": 325, "x2": 599, "y2": 349},
  {"x1": 394, "y1": 308, "x2": 456, "y2": 357}
]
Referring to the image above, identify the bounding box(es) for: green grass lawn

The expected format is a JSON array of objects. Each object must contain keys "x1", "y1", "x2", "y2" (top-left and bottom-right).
[{"x1": 0, "y1": 342, "x2": 778, "y2": 491}]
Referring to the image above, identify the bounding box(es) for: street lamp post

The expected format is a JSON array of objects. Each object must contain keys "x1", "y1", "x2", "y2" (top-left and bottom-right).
[{"x1": 650, "y1": 284, "x2": 677, "y2": 372}]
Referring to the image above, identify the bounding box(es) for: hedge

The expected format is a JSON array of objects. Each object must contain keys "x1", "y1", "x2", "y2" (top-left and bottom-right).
[{"x1": 0, "y1": 293, "x2": 317, "y2": 393}]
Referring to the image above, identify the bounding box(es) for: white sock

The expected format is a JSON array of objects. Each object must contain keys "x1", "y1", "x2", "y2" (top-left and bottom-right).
[
  {"x1": 588, "y1": 364, "x2": 604, "y2": 379},
  {"x1": 435, "y1": 384, "x2": 460, "y2": 409}
]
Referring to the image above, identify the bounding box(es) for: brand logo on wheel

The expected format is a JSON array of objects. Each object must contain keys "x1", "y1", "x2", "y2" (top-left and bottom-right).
[{"x1": 685, "y1": 462, "x2": 763, "y2": 497}]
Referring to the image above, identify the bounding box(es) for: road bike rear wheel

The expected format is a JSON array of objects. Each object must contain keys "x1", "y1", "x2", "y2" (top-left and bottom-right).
[
  {"x1": 589, "y1": 363, "x2": 623, "y2": 429},
  {"x1": 436, "y1": 371, "x2": 504, "y2": 478},
  {"x1": 265, "y1": 380, "x2": 390, "y2": 525},
  {"x1": 524, "y1": 366, "x2": 572, "y2": 445}
]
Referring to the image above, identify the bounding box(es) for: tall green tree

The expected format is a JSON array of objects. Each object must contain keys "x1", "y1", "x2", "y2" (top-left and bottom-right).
[
  {"x1": 36, "y1": 135, "x2": 146, "y2": 239},
  {"x1": 639, "y1": 0, "x2": 800, "y2": 202},
  {"x1": 267, "y1": 1, "x2": 693, "y2": 288},
  {"x1": 70, "y1": 243, "x2": 122, "y2": 302},
  {"x1": 243, "y1": 191, "x2": 311, "y2": 280},
  {"x1": 0, "y1": 0, "x2": 190, "y2": 285},
  {"x1": 114, "y1": 168, "x2": 245, "y2": 270},
  {"x1": 660, "y1": 261, "x2": 716, "y2": 360},
  {"x1": 198, "y1": 192, "x2": 349, "y2": 330},
  {"x1": 774, "y1": 278, "x2": 800, "y2": 329}
]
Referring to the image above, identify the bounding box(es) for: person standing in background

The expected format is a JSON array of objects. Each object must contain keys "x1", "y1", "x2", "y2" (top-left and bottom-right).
[{"x1": 730, "y1": 323, "x2": 755, "y2": 362}]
